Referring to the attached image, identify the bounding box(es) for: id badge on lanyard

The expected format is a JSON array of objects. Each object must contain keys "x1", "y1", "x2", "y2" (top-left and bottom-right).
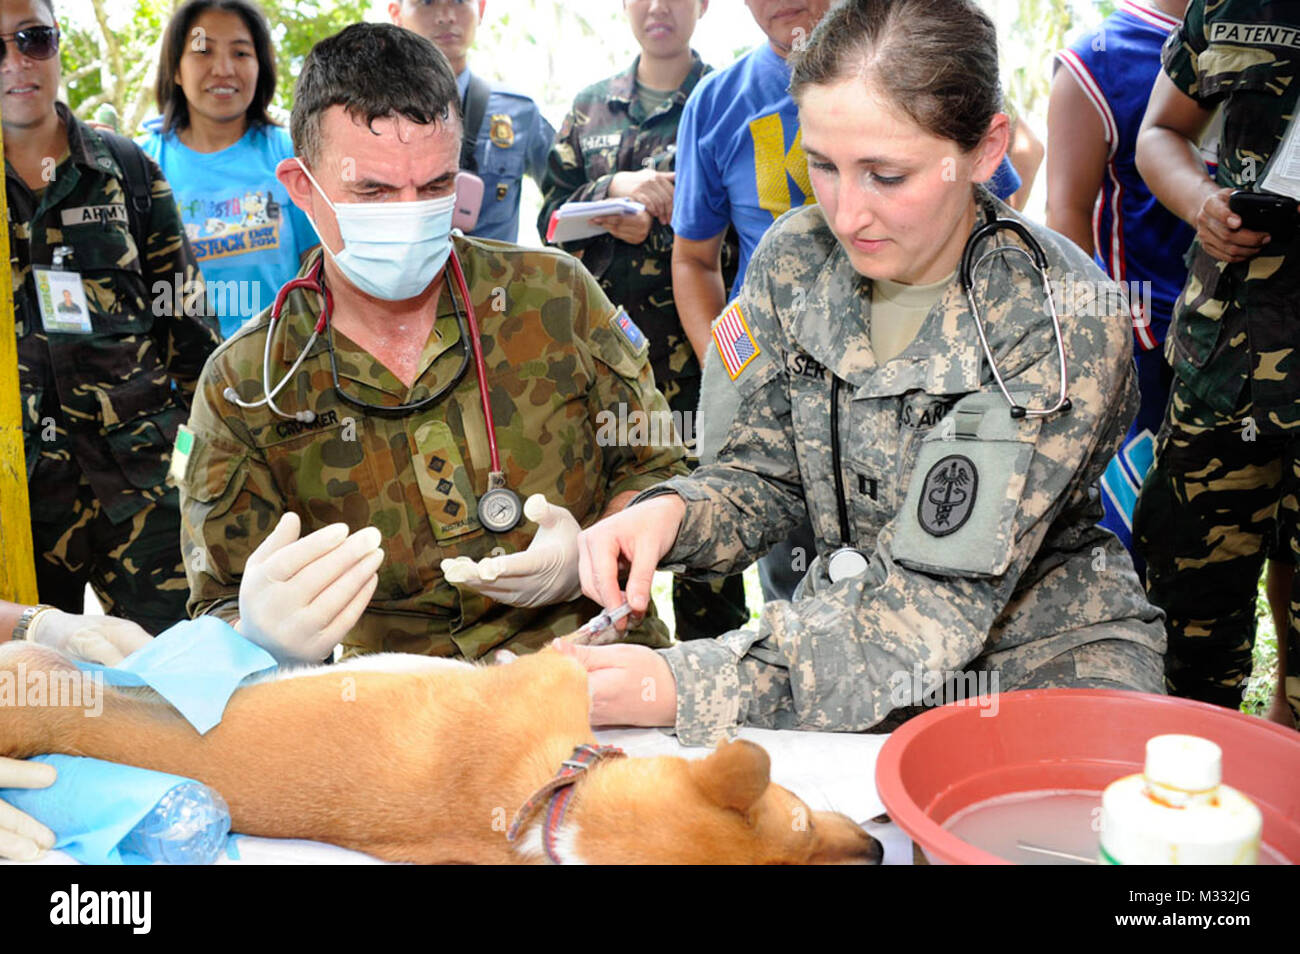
[{"x1": 34, "y1": 245, "x2": 93, "y2": 335}]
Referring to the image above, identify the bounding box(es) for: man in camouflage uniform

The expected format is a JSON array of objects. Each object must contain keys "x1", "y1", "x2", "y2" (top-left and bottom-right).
[
  {"x1": 5, "y1": 0, "x2": 219, "y2": 634},
  {"x1": 1133, "y1": 0, "x2": 1300, "y2": 721},
  {"x1": 571, "y1": 191, "x2": 1167, "y2": 745},
  {"x1": 537, "y1": 0, "x2": 747, "y2": 641},
  {"x1": 177, "y1": 24, "x2": 683, "y2": 661}
]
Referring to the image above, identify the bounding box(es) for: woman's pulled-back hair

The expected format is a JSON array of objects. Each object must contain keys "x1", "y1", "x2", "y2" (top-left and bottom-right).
[{"x1": 790, "y1": 0, "x2": 1002, "y2": 153}]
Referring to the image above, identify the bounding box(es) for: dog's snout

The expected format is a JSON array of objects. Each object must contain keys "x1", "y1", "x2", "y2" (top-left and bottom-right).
[
  {"x1": 817, "y1": 812, "x2": 885, "y2": 864},
  {"x1": 859, "y1": 828, "x2": 884, "y2": 865}
]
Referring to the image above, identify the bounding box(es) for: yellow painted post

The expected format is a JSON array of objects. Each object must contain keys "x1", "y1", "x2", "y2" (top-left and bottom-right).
[{"x1": 0, "y1": 118, "x2": 39, "y2": 604}]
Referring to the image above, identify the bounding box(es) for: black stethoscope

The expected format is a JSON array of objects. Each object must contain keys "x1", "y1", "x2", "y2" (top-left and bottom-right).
[
  {"x1": 828, "y1": 215, "x2": 1072, "y2": 562},
  {"x1": 222, "y1": 248, "x2": 523, "y2": 533},
  {"x1": 960, "y1": 216, "x2": 1071, "y2": 421}
]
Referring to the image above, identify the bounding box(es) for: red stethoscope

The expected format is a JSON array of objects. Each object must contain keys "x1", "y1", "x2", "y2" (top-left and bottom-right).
[{"x1": 222, "y1": 248, "x2": 523, "y2": 532}]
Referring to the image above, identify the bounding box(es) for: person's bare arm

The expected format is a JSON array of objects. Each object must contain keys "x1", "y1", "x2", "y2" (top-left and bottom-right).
[
  {"x1": 1273, "y1": 631, "x2": 1294, "y2": 727},
  {"x1": 598, "y1": 489, "x2": 641, "y2": 519},
  {"x1": 0, "y1": 602, "x2": 25, "y2": 642},
  {"x1": 1006, "y1": 117, "x2": 1045, "y2": 213},
  {"x1": 1045, "y1": 67, "x2": 1108, "y2": 257},
  {"x1": 672, "y1": 231, "x2": 728, "y2": 365},
  {"x1": 1137, "y1": 72, "x2": 1270, "y2": 262}
]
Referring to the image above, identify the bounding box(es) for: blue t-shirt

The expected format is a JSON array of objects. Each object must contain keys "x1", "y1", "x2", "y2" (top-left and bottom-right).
[
  {"x1": 988, "y1": 158, "x2": 1022, "y2": 203},
  {"x1": 674, "y1": 43, "x2": 1022, "y2": 299},
  {"x1": 139, "y1": 121, "x2": 318, "y2": 338},
  {"x1": 673, "y1": 44, "x2": 808, "y2": 298}
]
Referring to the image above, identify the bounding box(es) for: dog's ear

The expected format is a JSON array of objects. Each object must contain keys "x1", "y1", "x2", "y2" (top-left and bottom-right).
[{"x1": 688, "y1": 739, "x2": 771, "y2": 814}]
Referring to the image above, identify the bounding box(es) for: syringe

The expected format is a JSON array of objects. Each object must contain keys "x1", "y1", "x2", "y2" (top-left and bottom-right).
[{"x1": 570, "y1": 601, "x2": 634, "y2": 645}]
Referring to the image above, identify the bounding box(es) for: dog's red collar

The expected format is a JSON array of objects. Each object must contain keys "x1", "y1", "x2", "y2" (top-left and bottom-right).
[{"x1": 506, "y1": 743, "x2": 625, "y2": 864}]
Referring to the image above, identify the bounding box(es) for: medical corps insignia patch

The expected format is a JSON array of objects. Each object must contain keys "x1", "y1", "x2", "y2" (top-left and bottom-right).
[
  {"x1": 610, "y1": 308, "x2": 647, "y2": 353},
  {"x1": 713, "y1": 302, "x2": 760, "y2": 380},
  {"x1": 917, "y1": 454, "x2": 978, "y2": 537}
]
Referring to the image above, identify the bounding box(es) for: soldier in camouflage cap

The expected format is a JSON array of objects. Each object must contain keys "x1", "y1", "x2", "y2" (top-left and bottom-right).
[
  {"x1": 562, "y1": 0, "x2": 1166, "y2": 745},
  {"x1": 5, "y1": 0, "x2": 220, "y2": 635},
  {"x1": 538, "y1": 0, "x2": 747, "y2": 641},
  {"x1": 176, "y1": 23, "x2": 683, "y2": 663},
  {"x1": 1132, "y1": 0, "x2": 1300, "y2": 723}
]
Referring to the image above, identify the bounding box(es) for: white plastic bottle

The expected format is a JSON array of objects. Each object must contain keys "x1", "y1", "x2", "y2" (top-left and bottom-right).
[{"x1": 1099, "y1": 734, "x2": 1262, "y2": 865}]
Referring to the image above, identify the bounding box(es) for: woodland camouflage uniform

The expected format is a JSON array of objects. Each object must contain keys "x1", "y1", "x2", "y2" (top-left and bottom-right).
[{"x1": 178, "y1": 237, "x2": 686, "y2": 659}]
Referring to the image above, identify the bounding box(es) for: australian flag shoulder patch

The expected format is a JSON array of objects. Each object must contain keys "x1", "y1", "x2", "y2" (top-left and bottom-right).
[{"x1": 610, "y1": 308, "x2": 647, "y2": 355}]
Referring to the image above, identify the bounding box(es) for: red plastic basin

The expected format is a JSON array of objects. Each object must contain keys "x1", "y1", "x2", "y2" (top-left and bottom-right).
[{"x1": 874, "y1": 689, "x2": 1300, "y2": 865}]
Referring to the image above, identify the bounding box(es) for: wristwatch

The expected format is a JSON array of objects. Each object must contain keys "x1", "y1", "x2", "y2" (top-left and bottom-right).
[{"x1": 11, "y1": 604, "x2": 53, "y2": 642}]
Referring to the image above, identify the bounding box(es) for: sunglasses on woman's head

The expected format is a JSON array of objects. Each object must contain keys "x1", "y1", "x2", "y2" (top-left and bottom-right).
[{"x1": 0, "y1": 25, "x2": 60, "y2": 63}]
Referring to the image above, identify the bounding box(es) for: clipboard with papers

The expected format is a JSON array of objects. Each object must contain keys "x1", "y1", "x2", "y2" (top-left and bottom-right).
[{"x1": 545, "y1": 198, "x2": 645, "y2": 243}]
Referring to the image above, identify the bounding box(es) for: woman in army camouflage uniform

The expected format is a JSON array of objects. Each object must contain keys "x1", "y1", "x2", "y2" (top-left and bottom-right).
[
  {"x1": 564, "y1": 0, "x2": 1168, "y2": 745},
  {"x1": 3, "y1": 0, "x2": 220, "y2": 636}
]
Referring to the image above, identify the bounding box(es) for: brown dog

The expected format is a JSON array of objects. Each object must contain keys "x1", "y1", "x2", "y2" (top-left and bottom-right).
[{"x1": 0, "y1": 641, "x2": 881, "y2": 864}]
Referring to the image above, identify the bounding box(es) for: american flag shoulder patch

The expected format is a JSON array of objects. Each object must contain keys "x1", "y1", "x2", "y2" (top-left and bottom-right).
[{"x1": 713, "y1": 302, "x2": 760, "y2": 380}]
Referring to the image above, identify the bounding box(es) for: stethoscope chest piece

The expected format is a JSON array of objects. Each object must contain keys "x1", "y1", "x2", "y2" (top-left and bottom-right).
[
  {"x1": 478, "y1": 486, "x2": 523, "y2": 533},
  {"x1": 827, "y1": 547, "x2": 869, "y2": 584}
]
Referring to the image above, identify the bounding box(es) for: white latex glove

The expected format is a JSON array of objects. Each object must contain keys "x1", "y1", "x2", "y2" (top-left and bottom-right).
[
  {"x1": 0, "y1": 757, "x2": 56, "y2": 861},
  {"x1": 441, "y1": 494, "x2": 582, "y2": 607},
  {"x1": 26, "y1": 609, "x2": 153, "y2": 665},
  {"x1": 238, "y1": 512, "x2": 384, "y2": 666}
]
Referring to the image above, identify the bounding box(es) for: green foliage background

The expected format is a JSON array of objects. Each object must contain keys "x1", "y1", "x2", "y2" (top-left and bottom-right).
[
  {"x1": 59, "y1": 0, "x2": 370, "y2": 130},
  {"x1": 56, "y1": 0, "x2": 1111, "y2": 135}
]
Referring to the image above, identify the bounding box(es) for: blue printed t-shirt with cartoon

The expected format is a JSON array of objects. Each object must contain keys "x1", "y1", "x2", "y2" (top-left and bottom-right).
[
  {"x1": 139, "y1": 120, "x2": 318, "y2": 339},
  {"x1": 674, "y1": 43, "x2": 1022, "y2": 299}
]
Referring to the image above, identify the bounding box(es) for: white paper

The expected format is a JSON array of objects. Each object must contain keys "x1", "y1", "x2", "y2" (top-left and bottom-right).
[
  {"x1": 547, "y1": 198, "x2": 645, "y2": 243},
  {"x1": 1260, "y1": 113, "x2": 1300, "y2": 202}
]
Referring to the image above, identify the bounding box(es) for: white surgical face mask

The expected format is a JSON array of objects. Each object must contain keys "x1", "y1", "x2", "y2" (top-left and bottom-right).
[{"x1": 296, "y1": 158, "x2": 455, "y2": 301}]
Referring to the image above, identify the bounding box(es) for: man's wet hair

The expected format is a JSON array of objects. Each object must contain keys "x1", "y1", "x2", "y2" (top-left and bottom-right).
[{"x1": 292, "y1": 22, "x2": 460, "y2": 167}]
